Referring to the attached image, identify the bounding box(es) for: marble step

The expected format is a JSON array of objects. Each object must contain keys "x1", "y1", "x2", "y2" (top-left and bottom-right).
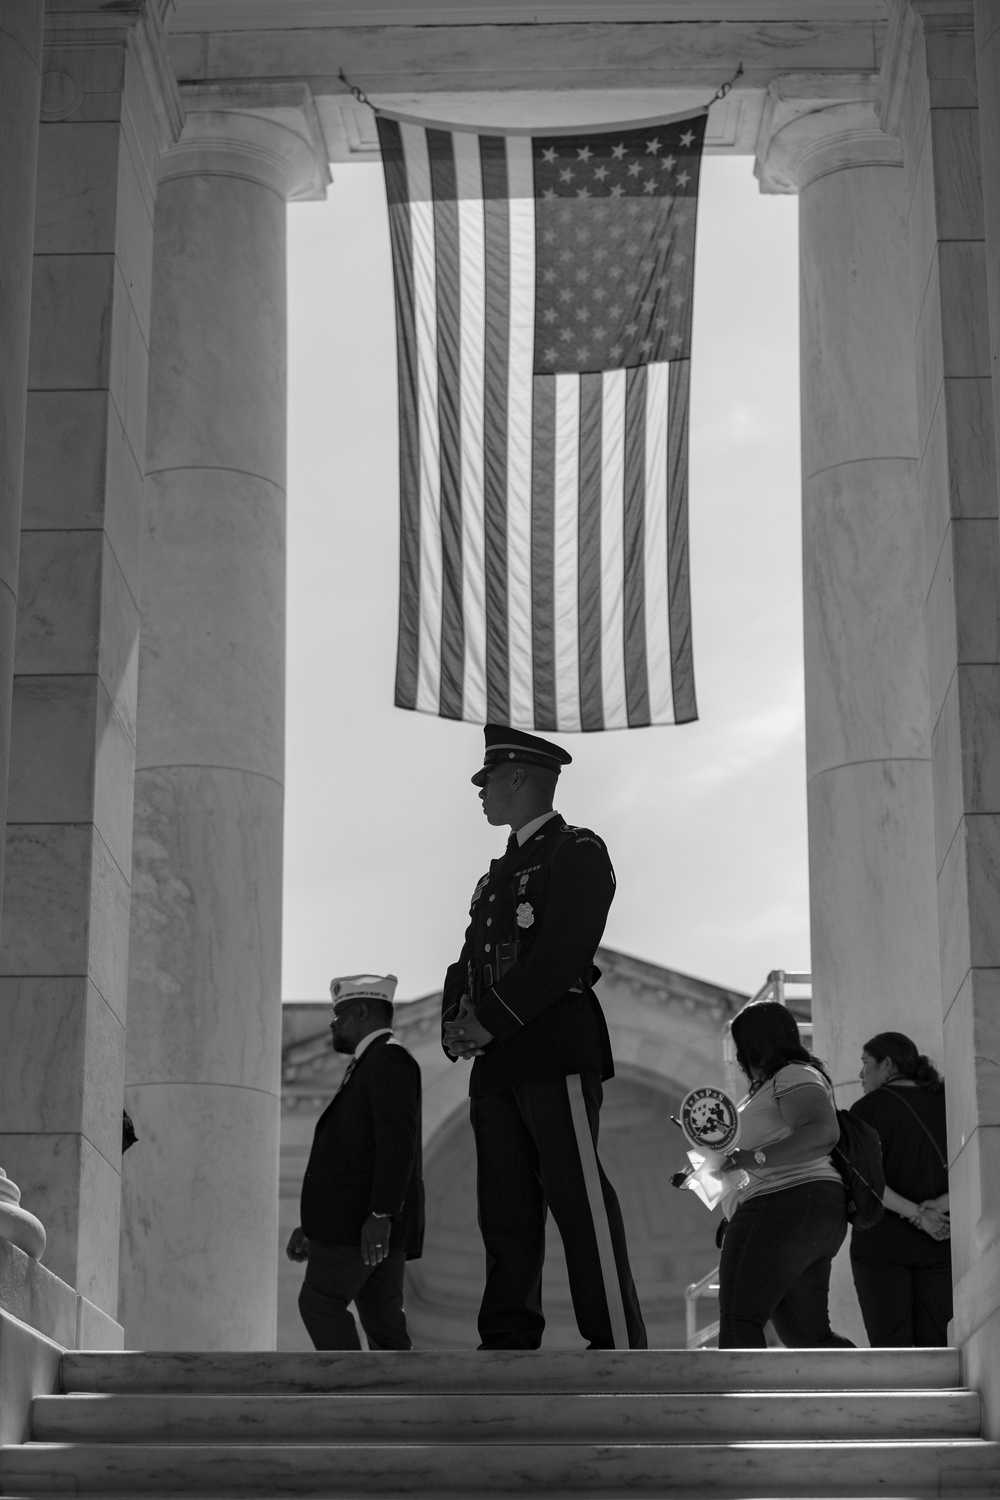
[
  {"x1": 30, "y1": 1390, "x2": 983, "y2": 1444},
  {"x1": 2, "y1": 1438, "x2": 999, "y2": 1496},
  {"x1": 58, "y1": 1348, "x2": 963, "y2": 1396}
]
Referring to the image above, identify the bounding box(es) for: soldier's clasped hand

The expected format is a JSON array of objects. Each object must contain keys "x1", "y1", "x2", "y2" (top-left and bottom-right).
[{"x1": 444, "y1": 996, "x2": 493, "y2": 1058}]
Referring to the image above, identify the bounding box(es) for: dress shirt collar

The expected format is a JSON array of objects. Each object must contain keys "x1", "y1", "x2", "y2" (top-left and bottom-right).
[
  {"x1": 516, "y1": 809, "x2": 559, "y2": 847},
  {"x1": 352, "y1": 1027, "x2": 393, "y2": 1060}
]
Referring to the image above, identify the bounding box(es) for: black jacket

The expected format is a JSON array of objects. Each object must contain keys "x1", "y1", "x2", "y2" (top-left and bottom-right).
[
  {"x1": 300, "y1": 1033, "x2": 424, "y2": 1258},
  {"x1": 442, "y1": 815, "x2": 616, "y2": 1096}
]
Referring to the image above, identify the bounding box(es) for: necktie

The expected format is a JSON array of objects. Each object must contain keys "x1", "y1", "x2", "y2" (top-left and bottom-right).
[{"x1": 335, "y1": 1057, "x2": 357, "y2": 1097}]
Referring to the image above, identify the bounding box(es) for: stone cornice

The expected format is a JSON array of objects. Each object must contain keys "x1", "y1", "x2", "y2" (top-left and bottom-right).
[
  {"x1": 163, "y1": 80, "x2": 331, "y2": 200},
  {"x1": 876, "y1": 0, "x2": 976, "y2": 146},
  {"x1": 755, "y1": 73, "x2": 903, "y2": 194},
  {"x1": 42, "y1": 0, "x2": 184, "y2": 152}
]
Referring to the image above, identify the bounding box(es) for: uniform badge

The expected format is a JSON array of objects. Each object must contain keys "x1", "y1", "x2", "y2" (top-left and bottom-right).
[
  {"x1": 518, "y1": 872, "x2": 530, "y2": 896},
  {"x1": 516, "y1": 902, "x2": 534, "y2": 928},
  {"x1": 470, "y1": 874, "x2": 489, "y2": 906}
]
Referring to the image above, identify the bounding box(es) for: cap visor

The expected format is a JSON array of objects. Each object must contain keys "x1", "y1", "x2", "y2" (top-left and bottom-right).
[{"x1": 471, "y1": 768, "x2": 488, "y2": 787}]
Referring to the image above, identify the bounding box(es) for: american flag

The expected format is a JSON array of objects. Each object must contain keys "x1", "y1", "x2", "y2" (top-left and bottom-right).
[{"x1": 378, "y1": 110, "x2": 704, "y2": 731}]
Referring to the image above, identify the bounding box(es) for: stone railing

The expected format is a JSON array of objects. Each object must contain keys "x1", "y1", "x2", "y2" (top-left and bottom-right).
[{"x1": 0, "y1": 1169, "x2": 45, "y2": 1260}]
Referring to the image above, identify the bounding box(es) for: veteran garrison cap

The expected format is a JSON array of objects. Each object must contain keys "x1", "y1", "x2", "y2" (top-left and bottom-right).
[
  {"x1": 329, "y1": 973, "x2": 399, "y2": 1011},
  {"x1": 471, "y1": 724, "x2": 572, "y2": 787}
]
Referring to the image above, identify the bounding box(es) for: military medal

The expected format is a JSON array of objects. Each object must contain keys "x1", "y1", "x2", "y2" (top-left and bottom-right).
[{"x1": 515, "y1": 902, "x2": 534, "y2": 928}]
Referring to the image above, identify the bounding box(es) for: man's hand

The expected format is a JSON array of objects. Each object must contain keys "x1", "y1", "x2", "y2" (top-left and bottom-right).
[
  {"x1": 444, "y1": 997, "x2": 494, "y2": 1059},
  {"x1": 361, "y1": 1213, "x2": 392, "y2": 1267},
  {"x1": 286, "y1": 1226, "x2": 310, "y2": 1263},
  {"x1": 917, "y1": 1203, "x2": 950, "y2": 1240}
]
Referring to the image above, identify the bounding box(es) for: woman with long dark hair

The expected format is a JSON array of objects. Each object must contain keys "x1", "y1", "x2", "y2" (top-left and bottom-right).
[
  {"x1": 717, "y1": 1002, "x2": 853, "y2": 1349},
  {"x1": 849, "y1": 1031, "x2": 951, "y2": 1345}
]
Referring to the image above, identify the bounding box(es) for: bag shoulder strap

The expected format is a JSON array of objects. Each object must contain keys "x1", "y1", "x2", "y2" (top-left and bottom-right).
[{"x1": 876, "y1": 1086, "x2": 947, "y2": 1169}]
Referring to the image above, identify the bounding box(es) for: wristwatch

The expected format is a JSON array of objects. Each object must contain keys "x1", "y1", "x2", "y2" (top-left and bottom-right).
[{"x1": 753, "y1": 1148, "x2": 767, "y2": 1166}]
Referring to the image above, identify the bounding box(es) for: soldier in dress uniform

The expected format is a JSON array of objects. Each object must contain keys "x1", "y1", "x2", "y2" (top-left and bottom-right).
[{"x1": 443, "y1": 725, "x2": 647, "y2": 1350}]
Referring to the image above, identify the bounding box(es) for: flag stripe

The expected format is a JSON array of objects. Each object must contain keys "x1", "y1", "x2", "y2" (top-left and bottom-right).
[
  {"x1": 505, "y1": 136, "x2": 536, "y2": 728},
  {"x1": 480, "y1": 136, "x2": 511, "y2": 724},
  {"x1": 427, "y1": 129, "x2": 465, "y2": 720},
  {"x1": 531, "y1": 375, "x2": 557, "y2": 730},
  {"x1": 599, "y1": 370, "x2": 628, "y2": 731},
  {"x1": 668, "y1": 359, "x2": 697, "y2": 723},
  {"x1": 623, "y1": 366, "x2": 651, "y2": 727},
  {"x1": 379, "y1": 118, "x2": 421, "y2": 713},
  {"x1": 644, "y1": 362, "x2": 674, "y2": 725},
  {"x1": 578, "y1": 372, "x2": 604, "y2": 732},
  {"x1": 400, "y1": 124, "x2": 443, "y2": 717},
  {"x1": 554, "y1": 375, "x2": 581, "y2": 733},
  {"x1": 454, "y1": 132, "x2": 487, "y2": 724}
]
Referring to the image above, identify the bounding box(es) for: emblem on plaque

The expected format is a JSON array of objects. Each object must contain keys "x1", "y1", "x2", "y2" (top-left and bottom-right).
[{"x1": 679, "y1": 1086, "x2": 740, "y2": 1154}]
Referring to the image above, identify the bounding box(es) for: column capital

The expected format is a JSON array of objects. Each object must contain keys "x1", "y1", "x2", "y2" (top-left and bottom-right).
[
  {"x1": 755, "y1": 74, "x2": 903, "y2": 195},
  {"x1": 876, "y1": 0, "x2": 977, "y2": 145},
  {"x1": 163, "y1": 82, "x2": 332, "y2": 202},
  {"x1": 41, "y1": 0, "x2": 183, "y2": 157}
]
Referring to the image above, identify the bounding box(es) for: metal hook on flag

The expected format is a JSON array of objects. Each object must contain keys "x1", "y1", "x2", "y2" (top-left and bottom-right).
[
  {"x1": 707, "y1": 61, "x2": 744, "y2": 107},
  {"x1": 338, "y1": 68, "x2": 375, "y2": 112}
]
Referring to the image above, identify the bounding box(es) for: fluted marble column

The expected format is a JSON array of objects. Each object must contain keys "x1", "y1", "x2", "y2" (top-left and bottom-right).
[
  {"x1": 757, "y1": 83, "x2": 942, "y2": 1345},
  {"x1": 119, "y1": 85, "x2": 329, "y2": 1350},
  {"x1": 0, "y1": 1, "x2": 180, "y2": 1315},
  {"x1": 0, "y1": 1, "x2": 43, "y2": 915},
  {"x1": 879, "y1": 0, "x2": 1000, "y2": 1432},
  {"x1": 757, "y1": 86, "x2": 942, "y2": 1098}
]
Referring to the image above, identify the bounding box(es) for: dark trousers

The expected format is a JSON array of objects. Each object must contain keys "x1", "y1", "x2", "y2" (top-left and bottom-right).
[
  {"x1": 471, "y1": 1072, "x2": 647, "y2": 1350},
  {"x1": 851, "y1": 1243, "x2": 953, "y2": 1346},
  {"x1": 719, "y1": 1180, "x2": 853, "y2": 1349},
  {"x1": 299, "y1": 1241, "x2": 411, "y2": 1350}
]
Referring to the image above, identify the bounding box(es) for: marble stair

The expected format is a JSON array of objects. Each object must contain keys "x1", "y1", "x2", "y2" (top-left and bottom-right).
[{"x1": 2, "y1": 1347, "x2": 999, "y2": 1497}]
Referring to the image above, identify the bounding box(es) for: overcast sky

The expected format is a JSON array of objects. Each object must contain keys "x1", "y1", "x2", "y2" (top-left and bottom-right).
[{"x1": 282, "y1": 154, "x2": 806, "y2": 1003}]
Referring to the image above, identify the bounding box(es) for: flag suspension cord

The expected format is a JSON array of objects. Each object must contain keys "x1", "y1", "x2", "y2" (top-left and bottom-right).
[{"x1": 338, "y1": 62, "x2": 744, "y2": 117}]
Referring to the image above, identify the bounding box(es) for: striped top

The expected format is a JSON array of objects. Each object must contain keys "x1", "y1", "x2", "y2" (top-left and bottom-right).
[{"x1": 723, "y1": 1063, "x2": 842, "y2": 1215}]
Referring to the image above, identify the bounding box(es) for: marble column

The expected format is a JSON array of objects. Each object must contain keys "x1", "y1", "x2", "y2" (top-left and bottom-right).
[
  {"x1": 757, "y1": 82, "x2": 942, "y2": 1345},
  {"x1": 757, "y1": 86, "x2": 942, "y2": 1099},
  {"x1": 879, "y1": 0, "x2": 1000, "y2": 1433},
  {"x1": 0, "y1": 1, "x2": 43, "y2": 916},
  {"x1": 0, "y1": 2, "x2": 180, "y2": 1316},
  {"x1": 119, "y1": 85, "x2": 329, "y2": 1351}
]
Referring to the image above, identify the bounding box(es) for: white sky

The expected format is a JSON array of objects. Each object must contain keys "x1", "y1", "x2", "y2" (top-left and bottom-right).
[{"x1": 282, "y1": 155, "x2": 806, "y2": 1003}]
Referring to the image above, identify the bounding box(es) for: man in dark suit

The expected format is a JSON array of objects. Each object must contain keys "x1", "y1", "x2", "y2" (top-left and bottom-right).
[
  {"x1": 443, "y1": 725, "x2": 647, "y2": 1351},
  {"x1": 287, "y1": 973, "x2": 423, "y2": 1350}
]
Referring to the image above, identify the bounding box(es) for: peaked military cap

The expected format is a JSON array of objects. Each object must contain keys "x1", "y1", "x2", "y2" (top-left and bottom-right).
[{"x1": 471, "y1": 724, "x2": 572, "y2": 786}]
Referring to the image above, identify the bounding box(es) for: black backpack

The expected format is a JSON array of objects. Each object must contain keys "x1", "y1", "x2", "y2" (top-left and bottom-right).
[{"x1": 832, "y1": 1110, "x2": 885, "y2": 1229}]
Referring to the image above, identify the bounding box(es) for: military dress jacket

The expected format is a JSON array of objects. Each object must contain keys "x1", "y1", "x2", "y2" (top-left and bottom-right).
[
  {"x1": 442, "y1": 815, "x2": 616, "y2": 1096},
  {"x1": 300, "y1": 1033, "x2": 425, "y2": 1259}
]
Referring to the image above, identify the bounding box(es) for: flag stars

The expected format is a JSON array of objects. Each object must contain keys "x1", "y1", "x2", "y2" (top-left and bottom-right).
[
  {"x1": 645, "y1": 137, "x2": 662, "y2": 154},
  {"x1": 542, "y1": 308, "x2": 557, "y2": 323},
  {"x1": 576, "y1": 145, "x2": 593, "y2": 162},
  {"x1": 627, "y1": 161, "x2": 643, "y2": 178},
  {"x1": 661, "y1": 154, "x2": 676, "y2": 171},
  {"x1": 611, "y1": 143, "x2": 627, "y2": 159},
  {"x1": 542, "y1": 188, "x2": 558, "y2": 201},
  {"x1": 676, "y1": 170, "x2": 691, "y2": 187},
  {"x1": 680, "y1": 129, "x2": 696, "y2": 147},
  {"x1": 559, "y1": 167, "x2": 575, "y2": 183},
  {"x1": 593, "y1": 165, "x2": 609, "y2": 182},
  {"x1": 642, "y1": 179, "x2": 657, "y2": 195},
  {"x1": 541, "y1": 146, "x2": 558, "y2": 164},
  {"x1": 575, "y1": 186, "x2": 591, "y2": 199},
  {"x1": 669, "y1": 332, "x2": 683, "y2": 348}
]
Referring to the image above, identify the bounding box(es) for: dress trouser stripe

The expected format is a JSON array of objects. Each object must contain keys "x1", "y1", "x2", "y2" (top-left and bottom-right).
[{"x1": 565, "y1": 1073, "x2": 629, "y2": 1349}]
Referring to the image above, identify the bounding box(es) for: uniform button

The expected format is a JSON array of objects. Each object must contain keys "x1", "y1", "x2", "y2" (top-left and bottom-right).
[
  {"x1": 489, "y1": 894, "x2": 495, "y2": 902},
  {"x1": 486, "y1": 918, "x2": 492, "y2": 927},
  {"x1": 484, "y1": 943, "x2": 491, "y2": 953}
]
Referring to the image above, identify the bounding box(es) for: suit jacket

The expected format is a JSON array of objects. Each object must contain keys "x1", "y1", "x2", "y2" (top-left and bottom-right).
[
  {"x1": 442, "y1": 816, "x2": 615, "y2": 1096},
  {"x1": 300, "y1": 1033, "x2": 424, "y2": 1258}
]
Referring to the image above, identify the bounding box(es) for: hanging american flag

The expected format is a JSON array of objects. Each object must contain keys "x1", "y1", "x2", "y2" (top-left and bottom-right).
[{"x1": 378, "y1": 109, "x2": 704, "y2": 731}]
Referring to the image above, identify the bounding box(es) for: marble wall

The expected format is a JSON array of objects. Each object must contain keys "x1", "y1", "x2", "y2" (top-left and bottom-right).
[
  {"x1": 878, "y1": 0, "x2": 1000, "y2": 1432},
  {"x1": 0, "y1": 2, "x2": 180, "y2": 1317},
  {"x1": 0, "y1": 0, "x2": 43, "y2": 916}
]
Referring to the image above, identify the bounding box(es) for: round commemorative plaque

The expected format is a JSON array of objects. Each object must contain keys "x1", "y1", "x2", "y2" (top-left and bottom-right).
[{"x1": 679, "y1": 1086, "x2": 740, "y2": 1154}]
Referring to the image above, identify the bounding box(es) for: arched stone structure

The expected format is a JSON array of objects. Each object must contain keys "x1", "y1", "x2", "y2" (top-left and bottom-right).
[{"x1": 278, "y1": 949, "x2": 746, "y2": 1350}]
